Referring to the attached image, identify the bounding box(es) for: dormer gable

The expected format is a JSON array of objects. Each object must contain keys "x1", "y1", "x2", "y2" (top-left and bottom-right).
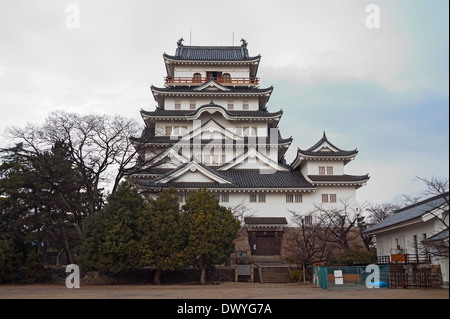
[
  {"x1": 290, "y1": 131, "x2": 359, "y2": 169},
  {"x1": 193, "y1": 79, "x2": 231, "y2": 92},
  {"x1": 154, "y1": 161, "x2": 233, "y2": 185},
  {"x1": 182, "y1": 118, "x2": 244, "y2": 142},
  {"x1": 219, "y1": 147, "x2": 289, "y2": 172}
]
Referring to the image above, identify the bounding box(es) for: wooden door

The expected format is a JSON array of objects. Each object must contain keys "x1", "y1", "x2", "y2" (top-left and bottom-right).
[
  {"x1": 206, "y1": 71, "x2": 222, "y2": 80},
  {"x1": 255, "y1": 236, "x2": 274, "y2": 255}
]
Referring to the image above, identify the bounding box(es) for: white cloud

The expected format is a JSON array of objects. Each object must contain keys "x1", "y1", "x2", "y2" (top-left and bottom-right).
[{"x1": 0, "y1": 0, "x2": 448, "y2": 205}]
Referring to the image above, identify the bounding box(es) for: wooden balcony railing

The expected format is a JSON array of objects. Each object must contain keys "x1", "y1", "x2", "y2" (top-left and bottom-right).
[
  {"x1": 165, "y1": 76, "x2": 259, "y2": 86},
  {"x1": 375, "y1": 253, "x2": 432, "y2": 265}
]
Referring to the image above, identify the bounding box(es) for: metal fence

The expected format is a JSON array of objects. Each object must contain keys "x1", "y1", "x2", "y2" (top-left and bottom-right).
[{"x1": 313, "y1": 264, "x2": 390, "y2": 290}]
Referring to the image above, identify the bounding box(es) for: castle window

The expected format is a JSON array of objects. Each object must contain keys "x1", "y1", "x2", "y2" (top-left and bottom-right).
[
  {"x1": 190, "y1": 101, "x2": 196, "y2": 110},
  {"x1": 174, "y1": 100, "x2": 181, "y2": 110},
  {"x1": 222, "y1": 73, "x2": 231, "y2": 83},
  {"x1": 215, "y1": 193, "x2": 229, "y2": 203},
  {"x1": 236, "y1": 126, "x2": 256, "y2": 137},
  {"x1": 227, "y1": 101, "x2": 234, "y2": 110},
  {"x1": 178, "y1": 193, "x2": 188, "y2": 203},
  {"x1": 243, "y1": 101, "x2": 249, "y2": 110},
  {"x1": 202, "y1": 154, "x2": 224, "y2": 166},
  {"x1": 322, "y1": 194, "x2": 337, "y2": 203},
  {"x1": 193, "y1": 73, "x2": 202, "y2": 83},
  {"x1": 319, "y1": 166, "x2": 334, "y2": 175},
  {"x1": 304, "y1": 215, "x2": 313, "y2": 225},
  {"x1": 286, "y1": 194, "x2": 302, "y2": 203},
  {"x1": 166, "y1": 126, "x2": 187, "y2": 136},
  {"x1": 250, "y1": 193, "x2": 265, "y2": 203}
]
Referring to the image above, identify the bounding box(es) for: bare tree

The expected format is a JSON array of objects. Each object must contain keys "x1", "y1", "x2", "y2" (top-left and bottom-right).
[
  {"x1": 314, "y1": 199, "x2": 365, "y2": 251},
  {"x1": 286, "y1": 211, "x2": 331, "y2": 282},
  {"x1": 416, "y1": 176, "x2": 449, "y2": 259},
  {"x1": 7, "y1": 111, "x2": 148, "y2": 216},
  {"x1": 417, "y1": 175, "x2": 449, "y2": 209},
  {"x1": 365, "y1": 202, "x2": 400, "y2": 225},
  {"x1": 227, "y1": 200, "x2": 255, "y2": 225}
]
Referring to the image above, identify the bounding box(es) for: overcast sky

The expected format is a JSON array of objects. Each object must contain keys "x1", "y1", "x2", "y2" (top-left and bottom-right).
[{"x1": 0, "y1": 0, "x2": 448, "y2": 205}]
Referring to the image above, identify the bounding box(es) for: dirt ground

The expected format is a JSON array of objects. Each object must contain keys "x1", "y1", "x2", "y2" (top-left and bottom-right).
[{"x1": 0, "y1": 282, "x2": 448, "y2": 299}]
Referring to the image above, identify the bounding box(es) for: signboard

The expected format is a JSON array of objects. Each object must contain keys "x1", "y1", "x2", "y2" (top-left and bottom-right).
[
  {"x1": 334, "y1": 270, "x2": 343, "y2": 285},
  {"x1": 237, "y1": 265, "x2": 251, "y2": 276}
]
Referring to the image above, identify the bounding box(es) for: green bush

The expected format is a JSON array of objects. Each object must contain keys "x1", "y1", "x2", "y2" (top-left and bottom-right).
[
  {"x1": 328, "y1": 250, "x2": 375, "y2": 266},
  {"x1": 290, "y1": 269, "x2": 303, "y2": 282},
  {"x1": 0, "y1": 239, "x2": 23, "y2": 283},
  {"x1": 22, "y1": 253, "x2": 51, "y2": 283}
]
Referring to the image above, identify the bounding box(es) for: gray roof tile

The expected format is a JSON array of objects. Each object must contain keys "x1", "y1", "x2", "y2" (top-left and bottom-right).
[
  {"x1": 164, "y1": 45, "x2": 260, "y2": 61},
  {"x1": 244, "y1": 217, "x2": 288, "y2": 225},
  {"x1": 135, "y1": 168, "x2": 314, "y2": 190},
  {"x1": 364, "y1": 192, "x2": 449, "y2": 234}
]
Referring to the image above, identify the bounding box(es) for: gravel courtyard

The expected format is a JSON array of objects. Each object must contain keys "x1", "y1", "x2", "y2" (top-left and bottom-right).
[{"x1": 0, "y1": 282, "x2": 448, "y2": 299}]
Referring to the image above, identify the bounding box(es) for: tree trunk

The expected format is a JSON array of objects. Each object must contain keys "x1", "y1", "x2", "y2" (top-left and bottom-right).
[
  {"x1": 43, "y1": 241, "x2": 48, "y2": 266},
  {"x1": 200, "y1": 266, "x2": 206, "y2": 285},
  {"x1": 63, "y1": 233, "x2": 75, "y2": 264},
  {"x1": 154, "y1": 269, "x2": 161, "y2": 285}
]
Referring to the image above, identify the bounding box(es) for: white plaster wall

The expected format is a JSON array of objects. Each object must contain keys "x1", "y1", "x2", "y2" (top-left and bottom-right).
[
  {"x1": 174, "y1": 171, "x2": 215, "y2": 183},
  {"x1": 164, "y1": 97, "x2": 259, "y2": 111},
  {"x1": 310, "y1": 186, "x2": 356, "y2": 205},
  {"x1": 174, "y1": 65, "x2": 250, "y2": 78},
  {"x1": 375, "y1": 221, "x2": 438, "y2": 257},
  {"x1": 154, "y1": 116, "x2": 268, "y2": 138},
  {"x1": 219, "y1": 186, "x2": 358, "y2": 224},
  {"x1": 300, "y1": 160, "x2": 345, "y2": 176}
]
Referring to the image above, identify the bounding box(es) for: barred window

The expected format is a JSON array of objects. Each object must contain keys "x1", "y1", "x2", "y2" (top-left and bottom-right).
[
  {"x1": 287, "y1": 194, "x2": 302, "y2": 203},
  {"x1": 236, "y1": 126, "x2": 256, "y2": 137},
  {"x1": 250, "y1": 193, "x2": 265, "y2": 203},
  {"x1": 214, "y1": 194, "x2": 229, "y2": 202},
  {"x1": 286, "y1": 194, "x2": 294, "y2": 203},
  {"x1": 166, "y1": 126, "x2": 187, "y2": 136},
  {"x1": 319, "y1": 166, "x2": 334, "y2": 175},
  {"x1": 221, "y1": 193, "x2": 229, "y2": 203},
  {"x1": 322, "y1": 194, "x2": 337, "y2": 203},
  {"x1": 304, "y1": 215, "x2": 313, "y2": 225},
  {"x1": 178, "y1": 193, "x2": 188, "y2": 203},
  {"x1": 258, "y1": 194, "x2": 266, "y2": 202}
]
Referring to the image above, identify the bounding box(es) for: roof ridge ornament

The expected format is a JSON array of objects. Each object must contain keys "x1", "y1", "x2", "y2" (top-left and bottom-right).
[
  {"x1": 177, "y1": 37, "x2": 184, "y2": 47},
  {"x1": 240, "y1": 38, "x2": 248, "y2": 47}
]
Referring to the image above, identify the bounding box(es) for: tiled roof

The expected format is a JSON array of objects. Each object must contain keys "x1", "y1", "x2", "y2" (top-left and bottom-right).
[
  {"x1": 164, "y1": 45, "x2": 260, "y2": 61},
  {"x1": 308, "y1": 174, "x2": 370, "y2": 182},
  {"x1": 244, "y1": 217, "x2": 288, "y2": 225},
  {"x1": 135, "y1": 168, "x2": 314, "y2": 190},
  {"x1": 131, "y1": 119, "x2": 293, "y2": 145},
  {"x1": 296, "y1": 150, "x2": 358, "y2": 157},
  {"x1": 140, "y1": 103, "x2": 282, "y2": 119},
  {"x1": 132, "y1": 135, "x2": 292, "y2": 145},
  {"x1": 296, "y1": 131, "x2": 358, "y2": 157},
  {"x1": 151, "y1": 85, "x2": 273, "y2": 94},
  {"x1": 423, "y1": 229, "x2": 449, "y2": 242},
  {"x1": 364, "y1": 192, "x2": 449, "y2": 234}
]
